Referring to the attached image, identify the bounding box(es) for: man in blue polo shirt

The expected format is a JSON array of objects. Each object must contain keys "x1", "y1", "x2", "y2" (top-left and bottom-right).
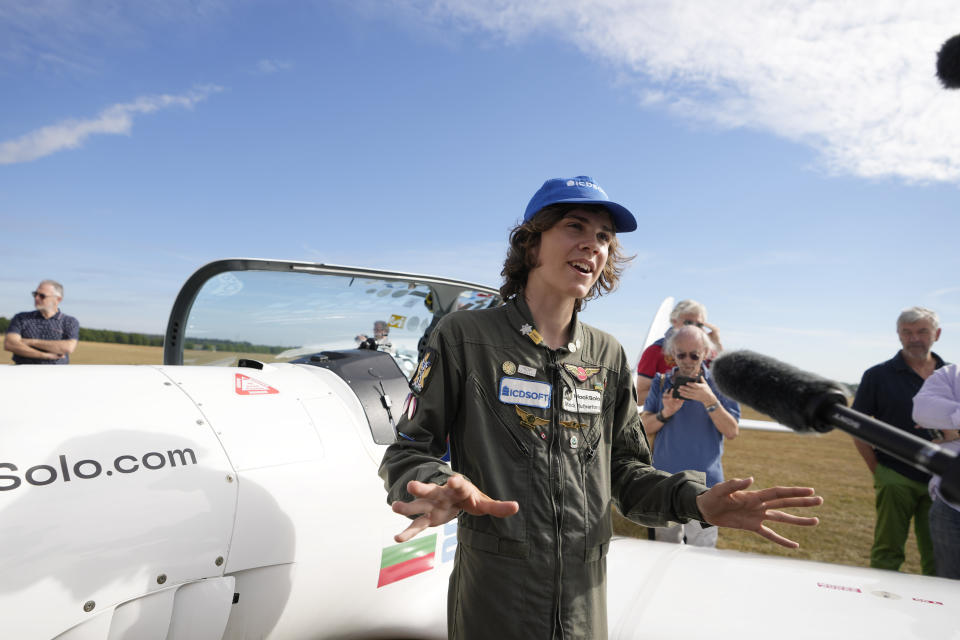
[
  {"x1": 640, "y1": 324, "x2": 740, "y2": 546},
  {"x1": 853, "y1": 306, "x2": 947, "y2": 575},
  {"x1": 4, "y1": 280, "x2": 79, "y2": 364}
]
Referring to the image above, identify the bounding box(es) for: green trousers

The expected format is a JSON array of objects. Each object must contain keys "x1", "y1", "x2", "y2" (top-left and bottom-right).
[{"x1": 871, "y1": 463, "x2": 936, "y2": 575}]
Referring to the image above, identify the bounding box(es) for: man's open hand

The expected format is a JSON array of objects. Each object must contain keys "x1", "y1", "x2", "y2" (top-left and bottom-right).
[
  {"x1": 391, "y1": 474, "x2": 519, "y2": 543},
  {"x1": 695, "y1": 477, "x2": 823, "y2": 548}
]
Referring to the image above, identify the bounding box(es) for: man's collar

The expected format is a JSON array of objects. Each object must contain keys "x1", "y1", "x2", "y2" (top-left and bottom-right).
[
  {"x1": 506, "y1": 294, "x2": 584, "y2": 354},
  {"x1": 34, "y1": 308, "x2": 61, "y2": 320},
  {"x1": 893, "y1": 350, "x2": 945, "y2": 370}
]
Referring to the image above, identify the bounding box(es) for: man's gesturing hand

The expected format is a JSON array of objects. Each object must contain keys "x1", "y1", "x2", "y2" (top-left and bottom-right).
[
  {"x1": 391, "y1": 474, "x2": 519, "y2": 543},
  {"x1": 695, "y1": 477, "x2": 823, "y2": 548}
]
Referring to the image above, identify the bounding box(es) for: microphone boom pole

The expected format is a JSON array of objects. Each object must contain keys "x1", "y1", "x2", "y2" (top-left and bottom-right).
[
  {"x1": 820, "y1": 403, "x2": 960, "y2": 505},
  {"x1": 712, "y1": 350, "x2": 960, "y2": 505}
]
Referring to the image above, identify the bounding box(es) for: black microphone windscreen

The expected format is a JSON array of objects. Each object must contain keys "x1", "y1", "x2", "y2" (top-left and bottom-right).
[
  {"x1": 711, "y1": 350, "x2": 848, "y2": 433},
  {"x1": 937, "y1": 33, "x2": 960, "y2": 89}
]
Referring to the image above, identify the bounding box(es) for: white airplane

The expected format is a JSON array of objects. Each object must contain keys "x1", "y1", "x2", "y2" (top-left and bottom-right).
[{"x1": 2, "y1": 258, "x2": 958, "y2": 639}]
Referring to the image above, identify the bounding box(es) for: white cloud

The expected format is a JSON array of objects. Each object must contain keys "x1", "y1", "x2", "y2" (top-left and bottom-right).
[
  {"x1": 402, "y1": 0, "x2": 960, "y2": 183},
  {"x1": 929, "y1": 286, "x2": 960, "y2": 298},
  {"x1": 254, "y1": 58, "x2": 293, "y2": 74},
  {"x1": 0, "y1": 85, "x2": 223, "y2": 164},
  {"x1": 0, "y1": 0, "x2": 231, "y2": 70}
]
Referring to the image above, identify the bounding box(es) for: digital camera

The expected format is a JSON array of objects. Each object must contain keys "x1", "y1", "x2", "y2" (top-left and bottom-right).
[{"x1": 670, "y1": 374, "x2": 702, "y2": 399}]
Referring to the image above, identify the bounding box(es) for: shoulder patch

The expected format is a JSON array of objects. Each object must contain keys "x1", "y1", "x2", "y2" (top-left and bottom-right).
[{"x1": 410, "y1": 347, "x2": 438, "y2": 395}]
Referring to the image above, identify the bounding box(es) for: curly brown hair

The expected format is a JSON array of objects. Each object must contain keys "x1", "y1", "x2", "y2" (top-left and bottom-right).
[{"x1": 499, "y1": 204, "x2": 633, "y2": 311}]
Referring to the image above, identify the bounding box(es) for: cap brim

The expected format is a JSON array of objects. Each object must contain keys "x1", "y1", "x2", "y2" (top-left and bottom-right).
[{"x1": 548, "y1": 198, "x2": 637, "y2": 233}]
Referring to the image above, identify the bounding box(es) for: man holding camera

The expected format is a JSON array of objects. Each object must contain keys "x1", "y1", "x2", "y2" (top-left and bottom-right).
[
  {"x1": 636, "y1": 299, "x2": 723, "y2": 405},
  {"x1": 640, "y1": 324, "x2": 740, "y2": 546},
  {"x1": 356, "y1": 319, "x2": 396, "y2": 355}
]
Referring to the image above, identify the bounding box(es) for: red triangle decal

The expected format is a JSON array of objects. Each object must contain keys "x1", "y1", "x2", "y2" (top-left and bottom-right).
[{"x1": 235, "y1": 373, "x2": 280, "y2": 395}]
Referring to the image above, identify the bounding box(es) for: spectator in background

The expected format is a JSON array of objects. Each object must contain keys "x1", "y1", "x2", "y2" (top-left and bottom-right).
[
  {"x1": 912, "y1": 362, "x2": 960, "y2": 579},
  {"x1": 3, "y1": 280, "x2": 79, "y2": 364},
  {"x1": 853, "y1": 306, "x2": 947, "y2": 575},
  {"x1": 640, "y1": 324, "x2": 740, "y2": 546},
  {"x1": 357, "y1": 320, "x2": 396, "y2": 354},
  {"x1": 636, "y1": 299, "x2": 723, "y2": 405}
]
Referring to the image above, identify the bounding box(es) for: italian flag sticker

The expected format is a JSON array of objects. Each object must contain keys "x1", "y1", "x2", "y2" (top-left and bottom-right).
[{"x1": 377, "y1": 533, "x2": 437, "y2": 588}]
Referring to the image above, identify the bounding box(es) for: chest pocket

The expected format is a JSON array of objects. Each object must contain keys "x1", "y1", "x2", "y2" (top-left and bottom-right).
[
  {"x1": 470, "y1": 373, "x2": 541, "y2": 458},
  {"x1": 557, "y1": 365, "x2": 613, "y2": 453},
  {"x1": 460, "y1": 372, "x2": 536, "y2": 549}
]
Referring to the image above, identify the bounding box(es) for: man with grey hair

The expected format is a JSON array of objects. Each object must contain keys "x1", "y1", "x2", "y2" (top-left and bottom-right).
[
  {"x1": 852, "y1": 306, "x2": 947, "y2": 575},
  {"x1": 636, "y1": 299, "x2": 723, "y2": 404},
  {"x1": 4, "y1": 280, "x2": 79, "y2": 364},
  {"x1": 640, "y1": 324, "x2": 740, "y2": 546}
]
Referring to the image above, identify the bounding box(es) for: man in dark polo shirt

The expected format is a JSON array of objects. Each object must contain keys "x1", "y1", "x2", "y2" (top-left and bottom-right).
[
  {"x1": 853, "y1": 306, "x2": 947, "y2": 575},
  {"x1": 4, "y1": 280, "x2": 79, "y2": 364}
]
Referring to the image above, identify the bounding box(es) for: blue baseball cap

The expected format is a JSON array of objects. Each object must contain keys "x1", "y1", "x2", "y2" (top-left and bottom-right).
[{"x1": 523, "y1": 176, "x2": 637, "y2": 233}]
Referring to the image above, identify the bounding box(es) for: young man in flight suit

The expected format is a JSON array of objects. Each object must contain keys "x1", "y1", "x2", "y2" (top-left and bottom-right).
[{"x1": 380, "y1": 176, "x2": 823, "y2": 639}]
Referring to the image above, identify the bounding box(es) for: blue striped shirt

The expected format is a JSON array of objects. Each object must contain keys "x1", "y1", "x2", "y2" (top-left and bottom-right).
[{"x1": 7, "y1": 310, "x2": 79, "y2": 364}]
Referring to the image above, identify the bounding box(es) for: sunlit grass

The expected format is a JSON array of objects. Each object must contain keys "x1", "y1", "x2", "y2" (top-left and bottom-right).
[{"x1": 68, "y1": 341, "x2": 286, "y2": 366}]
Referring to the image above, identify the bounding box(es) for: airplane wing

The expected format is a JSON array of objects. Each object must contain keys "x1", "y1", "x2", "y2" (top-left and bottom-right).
[
  {"x1": 739, "y1": 417, "x2": 794, "y2": 433},
  {"x1": 607, "y1": 536, "x2": 959, "y2": 639}
]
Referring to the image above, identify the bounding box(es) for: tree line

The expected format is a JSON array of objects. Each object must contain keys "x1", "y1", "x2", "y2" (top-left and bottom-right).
[{"x1": 0, "y1": 317, "x2": 287, "y2": 354}]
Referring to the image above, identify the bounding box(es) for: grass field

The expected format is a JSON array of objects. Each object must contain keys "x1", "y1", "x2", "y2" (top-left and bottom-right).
[
  {"x1": 65, "y1": 341, "x2": 287, "y2": 366},
  {"x1": 22, "y1": 341, "x2": 924, "y2": 575}
]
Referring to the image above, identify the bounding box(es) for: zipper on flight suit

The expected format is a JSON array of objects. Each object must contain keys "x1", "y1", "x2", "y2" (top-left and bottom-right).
[
  {"x1": 547, "y1": 350, "x2": 566, "y2": 639},
  {"x1": 550, "y1": 356, "x2": 603, "y2": 638}
]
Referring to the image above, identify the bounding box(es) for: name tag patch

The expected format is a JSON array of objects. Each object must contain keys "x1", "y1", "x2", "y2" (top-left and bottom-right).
[
  {"x1": 499, "y1": 377, "x2": 552, "y2": 409},
  {"x1": 562, "y1": 387, "x2": 602, "y2": 414},
  {"x1": 517, "y1": 364, "x2": 537, "y2": 377}
]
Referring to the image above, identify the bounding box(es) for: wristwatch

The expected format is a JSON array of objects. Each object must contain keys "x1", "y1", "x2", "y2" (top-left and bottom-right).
[
  {"x1": 656, "y1": 410, "x2": 672, "y2": 423},
  {"x1": 705, "y1": 402, "x2": 720, "y2": 413}
]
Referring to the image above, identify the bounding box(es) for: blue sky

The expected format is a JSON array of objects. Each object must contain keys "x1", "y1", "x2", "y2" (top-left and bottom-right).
[{"x1": 1, "y1": 0, "x2": 958, "y2": 384}]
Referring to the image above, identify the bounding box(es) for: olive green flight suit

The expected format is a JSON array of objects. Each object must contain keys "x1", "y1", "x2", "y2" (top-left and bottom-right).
[{"x1": 379, "y1": 297, "x2": 707, "y2": 639}]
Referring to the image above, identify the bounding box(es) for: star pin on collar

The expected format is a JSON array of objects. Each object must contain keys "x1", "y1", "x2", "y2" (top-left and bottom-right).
[{"x1": 519, "y1": 323, "x2": 543, "y2": 345}]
